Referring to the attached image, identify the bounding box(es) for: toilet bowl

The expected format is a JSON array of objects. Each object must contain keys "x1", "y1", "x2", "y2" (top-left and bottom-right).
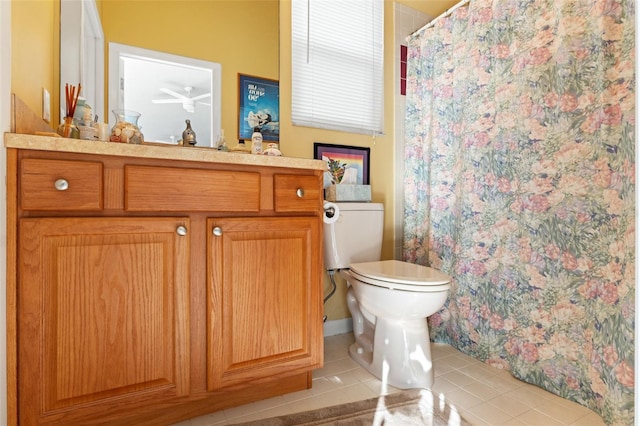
[
  {"x1": 342, "y1": 260, "x2": 450, "y2": 389},
  {"x1": 322, "y1": 202, "x2": 451, "y2": 389}
]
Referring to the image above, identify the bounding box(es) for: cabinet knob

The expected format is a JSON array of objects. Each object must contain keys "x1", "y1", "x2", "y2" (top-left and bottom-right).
[
  {"x1": 212, "y1": 227, "x2": 223, "y2": 237},
  {"x1": 54, "y1": 179, "x2": 69, "y2": 191},
  {"x1": 176, "y1": 225, "x2": 188, "y2": 236},
  {"x1": 296, "y1": 188, "x2": 305, "y2": 198}
]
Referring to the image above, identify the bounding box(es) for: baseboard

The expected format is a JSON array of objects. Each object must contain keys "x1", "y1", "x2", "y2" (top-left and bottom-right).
[{"x1": 323, "y1": 318, "x2": 353, "y2": 337}]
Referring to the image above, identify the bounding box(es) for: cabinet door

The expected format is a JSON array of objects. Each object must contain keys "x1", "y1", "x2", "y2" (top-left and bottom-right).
[
  {"x1": 207, "y1": 217, "x2": 323, "y2": 390},
  {"x1": 18, "y1": 217, "x2": 190, "y2": 424}
]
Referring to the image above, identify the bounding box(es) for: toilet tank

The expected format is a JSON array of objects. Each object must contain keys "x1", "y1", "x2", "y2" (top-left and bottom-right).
[{"x1": 323, "y1": 202, "x2": 384, "y2": 270}]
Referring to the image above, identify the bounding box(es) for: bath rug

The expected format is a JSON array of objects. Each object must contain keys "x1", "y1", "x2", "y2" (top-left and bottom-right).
[{"x1": 231, "y1": 388, "x2": 472, "y2": 425}]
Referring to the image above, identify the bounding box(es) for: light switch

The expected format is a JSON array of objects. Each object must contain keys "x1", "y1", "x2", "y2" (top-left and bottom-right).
[{"x1": 42, "y1": 88, "x2": 50, "y2": 123}]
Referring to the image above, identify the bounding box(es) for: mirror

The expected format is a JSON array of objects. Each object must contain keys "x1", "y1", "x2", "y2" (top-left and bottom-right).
[
  {"x1": 60, "y1": 0, "x2": 279, "y2": 147},
  {"x1": 59, "y1": 0, "x2": 104, "y2": 123},
  {"x1": 108, "y1": 43, "x2": 221, "y2": 147}
]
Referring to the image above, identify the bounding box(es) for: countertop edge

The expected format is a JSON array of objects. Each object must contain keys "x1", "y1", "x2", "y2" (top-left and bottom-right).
[{"x1": 4, "y1": 133, "x2": 327, "y2": 171}]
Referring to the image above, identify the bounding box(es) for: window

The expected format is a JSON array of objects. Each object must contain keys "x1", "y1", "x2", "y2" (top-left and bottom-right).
[{"x1": 292, "y1": 0, "x2": 384, "y2": 135}]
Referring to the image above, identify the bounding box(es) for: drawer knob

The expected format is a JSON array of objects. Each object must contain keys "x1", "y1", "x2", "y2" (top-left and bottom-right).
[
  {"x1": 54, "y1": 179, "x2": 69, "y2": 191},
  {"x1": 176, "y1": 225, "x2": 188, "y2": 236},
  {"x1": 296, "y1": 188, "x2": 305, "y2": 198},
  {"x1": 212, "y1": 227, "x2": 223, "y2": 237}
]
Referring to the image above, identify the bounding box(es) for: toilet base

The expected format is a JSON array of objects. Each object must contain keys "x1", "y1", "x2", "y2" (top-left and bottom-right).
[{"x1": 349, "y1": 317, "x2": 435, "y2": 390}]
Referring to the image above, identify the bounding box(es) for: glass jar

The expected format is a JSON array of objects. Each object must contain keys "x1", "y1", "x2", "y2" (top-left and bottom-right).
[
  {"x1": 110, "y1": 109, "x2": 144, "y2": 144},
  {"x1": 56, "y1": 116, "x2": 80, "y2": 139}
]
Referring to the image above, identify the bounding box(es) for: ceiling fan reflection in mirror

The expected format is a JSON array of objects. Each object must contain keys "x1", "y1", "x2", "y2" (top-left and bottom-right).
[{"x1": 152, "y1": 86, "x2": 211, "y2": 113}]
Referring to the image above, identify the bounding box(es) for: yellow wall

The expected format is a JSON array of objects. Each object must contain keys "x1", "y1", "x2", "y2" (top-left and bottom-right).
[
  {"x1": 100, "y1": 0, "x2": 279, "y2": 142},
  {"x1": 282, "y1": 1, "x2": 457, "y2": 320},
  {"x1": 10, "y1": 0, "x2": 278, "y2": 134},
  {"x1": 11, "y1": 0, "x2": 59, "y2": 128},
  {"x1": 396, "y1": 0, "x2": 457, "y2": 16},
  {"x1": 10, "y1": 0, "x2": 456, "y2": 322},
  {"x1": 280, "y1": 2, "x2": 398, "y2": 320}
]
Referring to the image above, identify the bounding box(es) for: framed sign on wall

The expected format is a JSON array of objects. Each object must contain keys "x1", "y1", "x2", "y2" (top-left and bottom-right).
[{"x1": 238, "y1": 74, "x2": 279, "y2": 142}]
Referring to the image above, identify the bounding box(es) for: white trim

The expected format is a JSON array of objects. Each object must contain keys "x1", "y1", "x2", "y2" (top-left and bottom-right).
[
  {"x1": 83, "y1": 0, "x2": 104, "y2": 123},
  {"x1": 324, "y1": 318, "x2": 353, "y2": 337},
  {"x1": 60, "y1": 0, "x2": 104, "y2": 122},
  {"x1": 84, "y1": 0, "x2": 103, "y2": 40},
  {"x1": 394, "y1": 3, "x2": 433, "y2": 261}
]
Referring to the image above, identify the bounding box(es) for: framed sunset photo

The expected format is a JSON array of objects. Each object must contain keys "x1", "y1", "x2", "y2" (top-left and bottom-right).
[{"x1": 314, "y1": 143, "x2": 370, "y2": 189}]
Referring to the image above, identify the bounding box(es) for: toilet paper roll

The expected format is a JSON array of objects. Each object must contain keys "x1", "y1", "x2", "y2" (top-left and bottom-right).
[{"x1": 323, "y1": 201, "x2": 340, "y2": 224}]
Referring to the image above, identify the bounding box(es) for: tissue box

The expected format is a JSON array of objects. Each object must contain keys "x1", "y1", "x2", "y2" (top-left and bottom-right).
[{"x1": 325, "y1": 184, "x2": 371, "y2": 202}]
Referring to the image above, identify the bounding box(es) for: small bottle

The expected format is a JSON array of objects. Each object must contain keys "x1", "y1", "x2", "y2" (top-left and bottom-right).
[
  {"x1": 217, "y1": 129, "x2": 228, "y2": 151},
  {"x1": 251, "y1": 128, "x2": 263, "y2": 154}
]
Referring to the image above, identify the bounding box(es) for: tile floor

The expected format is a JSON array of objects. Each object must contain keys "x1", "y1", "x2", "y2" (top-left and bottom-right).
[{"x1": 175, "y1": 333, "x2": 607, "y2": 426}]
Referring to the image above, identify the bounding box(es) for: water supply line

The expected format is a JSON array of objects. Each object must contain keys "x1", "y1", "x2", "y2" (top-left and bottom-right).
[{"x1": 323, "y1": 269, "x2": 338, "y2": 323}]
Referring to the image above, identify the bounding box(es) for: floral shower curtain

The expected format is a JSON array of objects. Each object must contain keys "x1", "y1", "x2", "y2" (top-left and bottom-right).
[{"x1": 403, "y1": 0, "x2": 635, "y2": 424}]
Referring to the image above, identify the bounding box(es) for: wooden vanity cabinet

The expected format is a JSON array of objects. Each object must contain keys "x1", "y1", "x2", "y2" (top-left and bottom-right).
[
  {"x1": 8, "y1": 147, "x2": 324, "y2": 425},
  {"x1": 18, "y1": 217, "x2": 191, "y2": 424},
  {"x1": 207, "y1": 216, "x2": 321, "y2": 390}
]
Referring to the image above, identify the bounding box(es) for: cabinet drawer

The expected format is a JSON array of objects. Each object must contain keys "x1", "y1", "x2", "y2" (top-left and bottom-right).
[
  {"x1": 20, "y1": 158, "x2": 103, "y2": 211},
  {"x1": 125, "y1": 165, "x2": 261, "y2": 212},
  {"x1": 274, "y1": 174, "x2": 321, "y2": 213}
]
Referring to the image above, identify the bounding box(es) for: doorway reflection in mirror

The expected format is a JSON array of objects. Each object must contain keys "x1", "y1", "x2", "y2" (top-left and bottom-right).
[{"x1": 108, "y1": 43, "x2": 221, "y2": 147}]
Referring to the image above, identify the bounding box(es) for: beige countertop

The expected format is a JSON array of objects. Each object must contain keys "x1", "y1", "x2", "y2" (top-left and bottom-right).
[{"x1": 4, "y1": 133, "x2": 326, "y2": 171}]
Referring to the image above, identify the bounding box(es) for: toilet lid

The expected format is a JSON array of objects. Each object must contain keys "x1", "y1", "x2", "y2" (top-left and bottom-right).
[{"x1": 349, "y1": 260, "x2": 451, "y2": 292}]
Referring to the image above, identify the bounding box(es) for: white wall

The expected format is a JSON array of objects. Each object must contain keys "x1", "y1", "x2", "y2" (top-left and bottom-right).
[
  {"x1": 0, "y1": 0, "x2": 10, "y2": 423},
  {"x1": 393, "y1": 3, "x2": 432, "y2": 260}
]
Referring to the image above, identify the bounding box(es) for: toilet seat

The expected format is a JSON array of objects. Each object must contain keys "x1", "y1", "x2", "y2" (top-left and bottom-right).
[{"x1": 349, "y1": 260, "x2": 451, "y2": 292}]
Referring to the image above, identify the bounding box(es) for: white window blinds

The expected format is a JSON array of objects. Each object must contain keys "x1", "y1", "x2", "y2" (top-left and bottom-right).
[{"x1": 291, "y1": 0, "x2": 384, "y2": 135}]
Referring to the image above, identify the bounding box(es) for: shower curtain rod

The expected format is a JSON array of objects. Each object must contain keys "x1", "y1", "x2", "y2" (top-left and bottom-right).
[{"x1": 410, "y1": 0, "x2": 471, "y2": 36}]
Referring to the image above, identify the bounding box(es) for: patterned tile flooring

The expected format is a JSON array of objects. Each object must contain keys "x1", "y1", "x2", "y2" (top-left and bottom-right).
[{"x1": 175, "y1": 333, "x2": 607, "y2": 425}]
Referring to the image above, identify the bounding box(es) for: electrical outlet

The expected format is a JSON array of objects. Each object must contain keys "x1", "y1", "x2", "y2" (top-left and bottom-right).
[{"x1": 42, "y1": 88, "x2": 51, "y2": 123}]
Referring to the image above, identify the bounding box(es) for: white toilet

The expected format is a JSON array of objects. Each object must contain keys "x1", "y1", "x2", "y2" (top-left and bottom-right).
[{"x1": 323, "y1": 202, "x2": 451, "y2": 389}]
